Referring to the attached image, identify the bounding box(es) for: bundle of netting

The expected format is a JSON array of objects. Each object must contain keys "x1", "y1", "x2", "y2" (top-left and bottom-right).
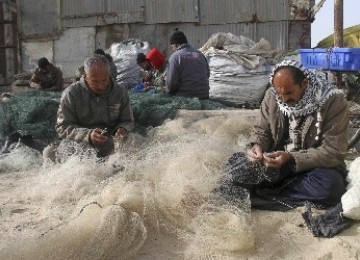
[
  {"x1": 0, "y1": 91, "x2": 61, "y2": 151},
  {"x1": 0, "y1": 91, "x2": 229, "y2": 154},
  {"x1": 129, "y1": 92, "x2": 228, "y2": 126}
]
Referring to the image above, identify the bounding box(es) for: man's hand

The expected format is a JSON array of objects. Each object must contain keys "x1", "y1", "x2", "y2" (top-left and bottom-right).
[
  {"x1": 263, "y1": 151, "x2": 294, "y2": 169},
  {"x1": 31, "y1": 83, "x2": 43, "y2": 90},
  {"x1": 114, "y1": 127, "x2": 128, "y2": 139},
  {"x1": 90, "y1": 128, "x2": 109, "y2": 145},
  {"x1": 247, "y1": 143, "x2": 263, "y2": 162}
]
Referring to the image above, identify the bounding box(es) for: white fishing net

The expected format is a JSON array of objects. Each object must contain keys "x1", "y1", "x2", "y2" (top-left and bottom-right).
[{"x1": 0, "y1": 110, "x2": 257, "y2": 259}]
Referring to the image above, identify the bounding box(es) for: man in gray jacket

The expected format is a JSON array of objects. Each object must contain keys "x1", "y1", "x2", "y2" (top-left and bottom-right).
[
  {"x1": 166, "y1": 31, "x2": 210, "y2": 99},
  {"x1": 43, "y1": 54, "x2": 134, "y2": 161}
]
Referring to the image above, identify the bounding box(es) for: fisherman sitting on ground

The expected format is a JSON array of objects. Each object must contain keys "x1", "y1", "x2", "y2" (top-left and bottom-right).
[
  {"x1": 43, "y1": 54, "x2": 134, "y2": 162},
  {"x1": 218, "y1": 60, "x2": 349, "y2": 210},
  {"x1": 29, "y1": 57, "x2": 64, "y2": 91},
  {"x1": 166, "y1": 31, "x2": 210, "y2": 99}
]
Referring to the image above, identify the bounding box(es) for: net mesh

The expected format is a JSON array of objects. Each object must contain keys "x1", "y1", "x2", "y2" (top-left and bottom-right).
[
  {"x1": 0, "y1": 91, "x2": 228, "y2": 152},
  {"x1": 0, "y1": 108, "x2": 256, "y2": 259},
  {"x1": 0, "y1": 91, "x2": 61, "y2": 151}
]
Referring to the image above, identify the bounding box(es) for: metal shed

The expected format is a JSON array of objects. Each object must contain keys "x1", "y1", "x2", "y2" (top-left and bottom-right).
[{"x1": 2, "y1": 0, "x2": 314, "y2": 83}]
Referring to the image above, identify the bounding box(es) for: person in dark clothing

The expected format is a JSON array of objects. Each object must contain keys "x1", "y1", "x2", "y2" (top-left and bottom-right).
[
  {"x1": 166, "y1": 31, "x2": 210, "y2": 99},
  {"x1": 29, "y1": 57, "x2": 63, "y2": 91}
]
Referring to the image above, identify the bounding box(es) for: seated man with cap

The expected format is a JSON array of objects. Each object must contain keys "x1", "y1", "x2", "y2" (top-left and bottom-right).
[{"x1": 166, "y1": 31, "x2": 210, "y2": 99}]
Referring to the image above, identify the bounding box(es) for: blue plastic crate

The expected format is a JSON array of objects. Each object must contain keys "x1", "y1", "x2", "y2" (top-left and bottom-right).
[
  {"x1": 299, "y1": 48, "x2": 360, "y2": 71},
  {"x1": 330, "y1": 48, "x2": 360, "y2": 71},
  {"x1": 299, "y1": 48, "x2": 330, "y2": 70}
]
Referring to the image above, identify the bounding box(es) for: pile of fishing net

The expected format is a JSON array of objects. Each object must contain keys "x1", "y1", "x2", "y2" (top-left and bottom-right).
[
  {"x1": 0, "y1": 91, "x2": 61, "y2": 151},
  {"x1": 129, "y1": 92, "x2": 227, "y2": 127},
  {"x1": 0, "y1": 90, "x2": 229, "y2": 152},
  {"x1": 0, "y1": 108, "x2": 256, "y2": 259}
]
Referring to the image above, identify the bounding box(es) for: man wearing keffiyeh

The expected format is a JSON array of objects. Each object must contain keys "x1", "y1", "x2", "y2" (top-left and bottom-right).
[{"x1": 245, "y1": 59, "x2": 349, "y2": 207}]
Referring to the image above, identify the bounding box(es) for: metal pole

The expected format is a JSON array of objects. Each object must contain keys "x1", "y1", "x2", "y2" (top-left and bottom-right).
[
  {"x1": 334, "y1": 0, "x2": 344, "y2": 47},
  {"x1": 334, "y1": 0, "x2": 343, "y2": 87},
  {"x1": 334, "y1": 0, "x2": 359, "y2": 151}
]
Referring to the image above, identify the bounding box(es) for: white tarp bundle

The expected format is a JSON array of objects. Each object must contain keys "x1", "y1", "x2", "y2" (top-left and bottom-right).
[
  {"x1": 109, "y1": 39, "x2": 150, "y2": 88},
  {"x1": 341, "y1": 157, "x2": 360, "y2": 220},
  {"x1": 200, "y1": 32, "x2": 283, "y2": 107}
]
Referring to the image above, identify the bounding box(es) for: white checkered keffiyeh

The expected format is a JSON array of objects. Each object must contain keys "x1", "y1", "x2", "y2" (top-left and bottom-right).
[{"x1": 269, "y1": 59, "x2": 344, "y2": 141}]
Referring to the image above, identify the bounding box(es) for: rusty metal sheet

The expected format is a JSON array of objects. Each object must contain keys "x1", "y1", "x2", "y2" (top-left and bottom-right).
[
  {"x1": 255, "y1": 0, "x2": 290, "y2": 21},
  {"x1": 60, "y1": 0, "x2": 104, "y2": 18},
  {"x1": 19, "y1": 0, "x2": 58, "y2": 37},
  {"x1": 145, "y1": 0, "x2": 198, "y2": 24},
  {"x1": 61, "y1": 0, "x2": 145, "y2": 27},
  {"x1": 198, "y1": 0, "x2": 254, "y2": 25},
  {"x1": 288, "y1": 20, "x2": 311, "y2": 49},
  {"x1": 181, "y1": 0, "x2": 199, "y2": 22},
  {"x1": 105, "y1": 0, "x2": 145, "y2": 12}
]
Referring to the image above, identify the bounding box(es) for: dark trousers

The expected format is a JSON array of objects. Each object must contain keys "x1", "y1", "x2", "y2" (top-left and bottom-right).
[
  {"x1": 279, "y1": 167, "x2": 347, "y2": 206},
  {"x1": 220, "y1": 152, "x2": 348, "y2": 209}
]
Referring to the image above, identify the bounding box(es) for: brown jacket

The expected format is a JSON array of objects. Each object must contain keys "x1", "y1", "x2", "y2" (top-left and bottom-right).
[
  {"x1": 250, "y1": 87, "x2": 349, "y2": 173},
  {"x1": 30, "y1": 64, "x2": 63, "y2": 91}
]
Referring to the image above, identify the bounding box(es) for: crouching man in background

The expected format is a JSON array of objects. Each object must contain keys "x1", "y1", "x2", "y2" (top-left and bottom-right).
[{"x1": 29, "y1": 57, "x2": 64, "y2": 91}]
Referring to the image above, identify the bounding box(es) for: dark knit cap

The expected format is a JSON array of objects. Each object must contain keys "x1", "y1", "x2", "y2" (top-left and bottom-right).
[
  {"x1": 94, "y1": 48, "x2": 106, "y2": 55},
  {"x1": 170, "y1": 31, "x2": 188, "y2": 45},
  {"x1": 136, "y1": 53, "x2": 147, "y2": 64},
  {"x1": 38, "y1": 57, "x2": 50, "y2": 69}
]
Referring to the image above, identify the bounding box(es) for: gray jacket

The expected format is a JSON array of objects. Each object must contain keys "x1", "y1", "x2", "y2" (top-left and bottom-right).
[
  {"x1": 166, "y1": 44, "x2": 210, "y2": 99},
  {"x1": 56, "y1": 78, "x2": 134, "y2": 144},
  {"x1": 250, "y1": 87, "x2": 349, "y2": 173}
]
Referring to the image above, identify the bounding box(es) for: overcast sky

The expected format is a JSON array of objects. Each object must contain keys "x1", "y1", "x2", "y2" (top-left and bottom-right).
[{"x1": 311, "y1": 0, "x2": 360, "y2": 46}]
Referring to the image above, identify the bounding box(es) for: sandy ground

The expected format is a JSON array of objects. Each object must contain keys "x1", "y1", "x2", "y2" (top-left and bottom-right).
[
  {"x1": 1, "y1": 166, "x2": 360, "y2": 260},
  {"x1": 0, "y1": 108, "x2": 360, "y2": 259},
  {"x1": 136, "y1": 211, "x2": 360, "y2": 260}
]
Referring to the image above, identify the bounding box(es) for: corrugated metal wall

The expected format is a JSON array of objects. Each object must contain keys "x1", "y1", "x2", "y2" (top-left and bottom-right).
[
  {"x1": 57, "y1": 0, "x2": 312, "y2": 51},
  {"x1": 198, "y1": 0, "x2": 254, "y2": 24},
  {"x1": 145, "y1": 0, "x2": 199, "y2": 24},
  {"x1": 16, "y1": 0, "x2": 314, "y2": 79},
  {"x1": 61, "y1": 0, "x2": 145, "y2": 27},
  {"x1": 18, "y1": 0, "x2": 58, "y2": 38},
  {"x1": 256, "y1": 0, "x2": 290, "y2": 21}
]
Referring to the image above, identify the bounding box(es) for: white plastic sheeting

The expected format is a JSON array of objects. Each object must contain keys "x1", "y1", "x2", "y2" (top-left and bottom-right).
[
  {"x1": 342, "y1": 157, "x2": 360, "y2": 220},
  {"x1": 200, "y1": 32, "x2": 282, "y2": 107},
  {"x1": 109, "y1": 39, "x2": 150, "y2": 88}
]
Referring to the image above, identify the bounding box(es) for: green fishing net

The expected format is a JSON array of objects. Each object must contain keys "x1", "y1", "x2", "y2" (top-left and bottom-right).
[
  {"x1": 0, "y1": 91, "x2": 61, "y2": 151},
  {"x1": 129, "y1": 92, "x2": 227, "y2": 127},
  {"x1": 0, "y1": 90, "x2": 229, "y2": 151}
]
